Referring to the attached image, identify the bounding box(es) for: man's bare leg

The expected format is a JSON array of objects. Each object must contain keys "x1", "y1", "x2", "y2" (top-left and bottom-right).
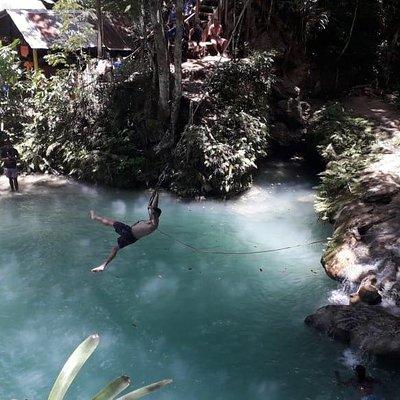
[
  {"x1": 89, "y1": 210, "x2": 116, "y2": 227},
  {"x1": 13, "y1": 177, "x2": 19, "y2": 191},
  {"x1": 8, "y1": 178, "x2": 15, "y2": 191},
  {"x1": 211, "y1": 39, "x2": 219, "y2": 55},
  {"x1": 91, "y1": 245, "x2": 119, "y2": 273}
]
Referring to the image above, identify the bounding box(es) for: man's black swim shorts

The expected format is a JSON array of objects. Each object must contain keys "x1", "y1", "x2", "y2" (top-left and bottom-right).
[{"x1": 113, "y1": 221, "x2": 137, "y2": 249}]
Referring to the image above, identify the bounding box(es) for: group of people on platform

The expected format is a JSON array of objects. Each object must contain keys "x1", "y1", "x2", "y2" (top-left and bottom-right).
[{"x1": 165, "y1": 1, "x2": 228, "y2": 59}]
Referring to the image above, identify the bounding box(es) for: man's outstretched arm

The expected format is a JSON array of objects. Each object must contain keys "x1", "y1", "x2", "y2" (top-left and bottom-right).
[
  {"x1": 148, "y1": 192, "x2": 160, "y2": 227},
  {"x1": 149, "y1": 191, "x2": 159, "y2": 208},
  {"x1": 91, "y1": 246, "x2": 119, "y2": 273},
  {"x1": 148, "y1": 192, "x2": 159, "y2": 217}
]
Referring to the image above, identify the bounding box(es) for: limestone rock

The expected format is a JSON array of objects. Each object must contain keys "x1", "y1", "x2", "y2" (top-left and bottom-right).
[
  {"x1": 305, "y1": 305, "x2": 400, "y2": 356},
  {"x1": 350, "y1": 275, "x2": 382, "y2": 306}
]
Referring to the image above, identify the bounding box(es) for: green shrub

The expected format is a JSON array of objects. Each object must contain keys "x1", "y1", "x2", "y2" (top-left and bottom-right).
[
  {"x1": 16, "y1": 68, "x2": 154, "y2": 188},
  {"x1": 171, "y1": 52, "x2": 274, "y2": 197},
  {"x1": 172, "y1": 109, "x2": 269, "y2": 197},
  {"x1": 310, "y1": 102, "x2": 376, "y2": 220},
  {"x1": 209, "y1": 51, "x2": 275, "y2": 115}
]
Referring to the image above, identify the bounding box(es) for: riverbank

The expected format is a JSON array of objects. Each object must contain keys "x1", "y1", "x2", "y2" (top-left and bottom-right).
[
  {"x1": 306, "y1": 96, "x2": 400, "y2": 356},
  {"x1": 0, "y1": 174, "x2": 72, "y2": 198}
]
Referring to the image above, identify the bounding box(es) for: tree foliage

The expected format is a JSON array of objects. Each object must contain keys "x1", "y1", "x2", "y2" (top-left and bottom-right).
[
  {"x1": 310, "y1": 103, "x2": 376, "y2": 221},
  {"x1": 171, "y1": 52, "x2": 275, "y2": 197},
  {"x1": 172, "y1": 110, "x2": 269, "y2": 197}
]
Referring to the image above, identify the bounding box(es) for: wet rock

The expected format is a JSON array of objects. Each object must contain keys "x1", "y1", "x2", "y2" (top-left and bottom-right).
[
  {"x1": 276, "y1": 97, "x2": 306, "y2": 129},
  {"x1": 313, "y1": 97, "x2": 400, "y2": 356},
  {"x1": 269, "y1": 122, "x2": 305, "y2": 146},
  {"x1": 387, "y1": 282, "x2": 400, "y2": 306},
  {"x1": 305, "y1": 304, "x2": 400, "y2": 356},
  {"x1": 350, "y1": 275, "x2": 382, "y2": 306}
]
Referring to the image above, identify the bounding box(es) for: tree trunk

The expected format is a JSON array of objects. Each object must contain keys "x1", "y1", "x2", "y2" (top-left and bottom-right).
[
  {"x1": 96, "y1": 0, "x2": 103, "y2": 58},
  {"x1": 150, "y1": 0, "x2": 170, "y2": 124},
  {"x1": 171, "y1": 0, "x2": 183, "y2": 140}
]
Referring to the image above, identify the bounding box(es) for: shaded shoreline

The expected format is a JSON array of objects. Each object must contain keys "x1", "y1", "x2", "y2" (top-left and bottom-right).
[
  {"x1": 306, "y1": 96, "x2": 400, "y2": 356},
  {"x1": 0, "y1": 174, "x2": 72, "y2": 199}
]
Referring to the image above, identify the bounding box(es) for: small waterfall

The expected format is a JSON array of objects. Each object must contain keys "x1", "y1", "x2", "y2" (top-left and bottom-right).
[
  {"x1": 340, "y1": 348, "x2": 363, "y2": 369},
  {"x1": 328, "y1": 280, "x2": 357, "y2": 305}
]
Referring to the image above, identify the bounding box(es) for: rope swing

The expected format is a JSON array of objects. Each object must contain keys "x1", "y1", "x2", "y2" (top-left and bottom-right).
[{"x1": 157, "y1": 228, "x2": 326, "y2": 255}]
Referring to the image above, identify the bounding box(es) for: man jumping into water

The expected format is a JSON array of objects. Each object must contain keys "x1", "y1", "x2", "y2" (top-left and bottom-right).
[{"x1": 90, "y1": 191, "x2": 161, "y2": 272}]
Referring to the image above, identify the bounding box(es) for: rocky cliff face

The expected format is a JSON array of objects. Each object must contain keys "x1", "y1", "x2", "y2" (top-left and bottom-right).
[
  {"x1": 306, "y1": 96, "x2": 400, "y2": 356},
  {"x1": 305, "y1": 304, "x2": 400, "y2": 356}
]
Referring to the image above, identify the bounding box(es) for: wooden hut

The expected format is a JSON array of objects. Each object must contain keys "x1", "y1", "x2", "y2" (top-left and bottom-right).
[{"x1": 0, "y1": 8, "x2": 134, "y2": 73}]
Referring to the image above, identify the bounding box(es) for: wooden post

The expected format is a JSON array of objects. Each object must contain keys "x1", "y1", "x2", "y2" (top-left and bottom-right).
[{"x1": 33, "y1": 49, "x2": 39, "y2": 70}]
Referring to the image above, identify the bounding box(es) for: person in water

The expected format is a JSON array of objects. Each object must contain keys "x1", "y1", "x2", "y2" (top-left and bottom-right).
[
  {"x1": 1, "y1": 136, "x2": 19, "y2": 192},
  {"x1": 90, "y1": 191, "x2": 161, "y2": 273},
  {"x1": 335, "y1": 365, "x2": 382, "y2": 400}
]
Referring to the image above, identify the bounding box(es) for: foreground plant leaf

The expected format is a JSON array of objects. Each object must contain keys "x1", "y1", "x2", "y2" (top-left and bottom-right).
[
  {"x1": 48, "y1": 334, "x2": 100, "y2": 400},
  {"x1": 115, "y1": 379, "x2": 173, "y2": 400},
  {"x1": 92, "y1": 375, "x2": 131, "y2": 400}
]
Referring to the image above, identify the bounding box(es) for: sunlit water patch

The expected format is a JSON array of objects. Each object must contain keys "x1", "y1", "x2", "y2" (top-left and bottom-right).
[{"x1": 0, "y1": 161, "x2": 399, "y2": 399}]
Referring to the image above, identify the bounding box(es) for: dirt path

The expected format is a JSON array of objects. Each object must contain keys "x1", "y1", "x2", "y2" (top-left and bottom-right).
[{"x1": 344, "y1": 96, "x2": 400, "y2": 139}]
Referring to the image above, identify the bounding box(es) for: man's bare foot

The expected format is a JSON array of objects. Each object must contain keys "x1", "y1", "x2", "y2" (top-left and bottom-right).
[
  {"x1": 91, "y1": 264, "x2": 106, "y2": 273},
  {"x1": 89, "y1": 210, "x2": 96, "y2": 220}
]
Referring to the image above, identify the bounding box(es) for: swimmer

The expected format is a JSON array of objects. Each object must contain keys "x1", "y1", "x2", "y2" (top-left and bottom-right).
[
  {"x1": 89, "y1": 191, "x2": 161, "y2": 272},
  {"x1": 335, "y1": 365, "x2": 382, "y2": 400}
]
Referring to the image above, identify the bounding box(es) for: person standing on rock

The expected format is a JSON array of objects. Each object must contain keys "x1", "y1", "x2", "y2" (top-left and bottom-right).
[
  {"x1": 1, "y1": 136, "x2": 19, "y2": 192},
  {"x1": 335, "y1": 365, "x2": 382, "y2": 400}
]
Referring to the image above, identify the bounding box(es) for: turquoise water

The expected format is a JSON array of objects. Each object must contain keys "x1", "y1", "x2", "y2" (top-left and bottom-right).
[{"x1": 0, "y1": 161, "x2": 397, "y2": 399}]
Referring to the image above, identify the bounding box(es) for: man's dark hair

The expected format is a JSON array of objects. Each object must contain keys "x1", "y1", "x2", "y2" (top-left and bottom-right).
[{"x1": 154, "y1": 207, "x2": 162, "y2": 217}]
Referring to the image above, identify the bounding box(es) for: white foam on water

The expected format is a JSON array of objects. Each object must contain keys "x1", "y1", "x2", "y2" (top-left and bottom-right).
[
  {"x1": 112, "y1": 199, "x2": 127, "y2": 215},
  {"x1": 231, "y1": 185, "x2": 273, "y2": 216},
  {"x1": 79, "y1": 238, "x2": 91, "y2": 247},
  {"x1": 328, "y1": 281, "x2": 356, "y2": 305},
  {"x1": 340, "y1": 348, "x2": 362, "y2": 369},
  {"x1": 15, "y1": 370, "x2": 46, "y2": 389},
  {"x1": 249, "y1": 380, "x2": 280, "y2": 399},
  {"x1": 137, "y1": 276, "x2": 179, "y2": 301},
  {"x1": 79, "y1": 184, "x2": 99, "y2": 196},
  {"x1": 328, "y1": 288, "x2": 350, "y2": 305},
  {"x1": 380, "y1": 296, "x2": 400, "y2": 317},
  {"x1": 344, "y1": 262, "x2": 379, "y2": 282}
]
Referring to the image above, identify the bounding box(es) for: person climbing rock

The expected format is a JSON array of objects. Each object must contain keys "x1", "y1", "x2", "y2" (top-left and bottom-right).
[
  {"x1": 335, "y1": 365, "x2": 382, "y2": 400},
  {"x1": 89, "y1": 191, "x2": 161, "y2": 272},
  {"x1": 1, "y1": 136, "x2": 19, "y2": 192}
]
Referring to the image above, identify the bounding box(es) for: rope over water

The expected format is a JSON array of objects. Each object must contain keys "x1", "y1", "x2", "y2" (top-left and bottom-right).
[{"x1": 157, "y1": 228, "x2": 326, "y2": 255}]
